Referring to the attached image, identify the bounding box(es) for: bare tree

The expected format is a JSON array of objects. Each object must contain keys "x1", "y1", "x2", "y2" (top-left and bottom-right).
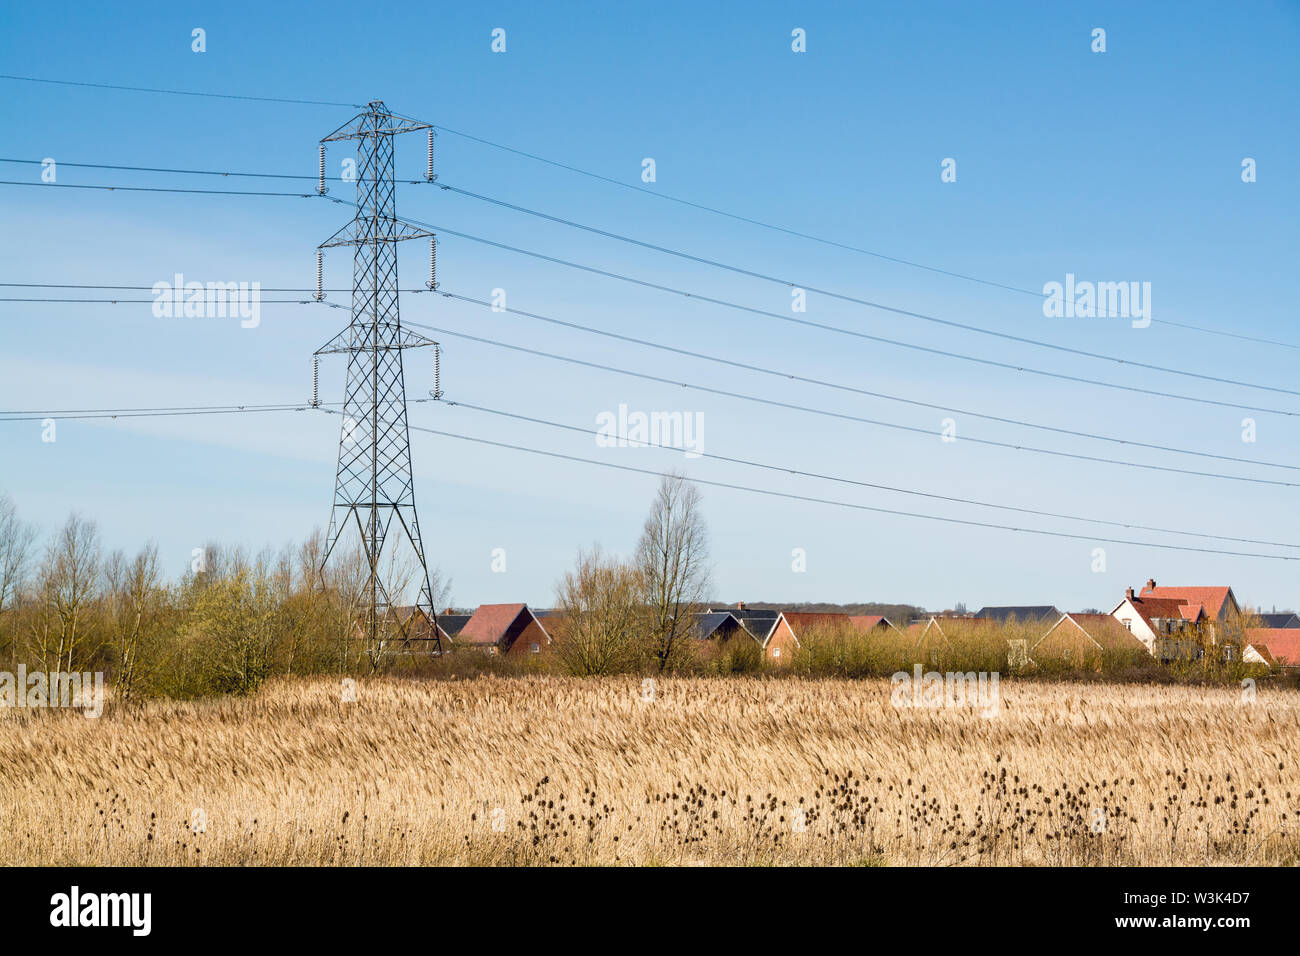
[
  {"x1": 555, "y1": 546, "x2": 645, "y2": 676},
  {"x1": 104, "y1": 543, "x2": 164, "y2": 704},
  {"x1": 28, "y1": 513, "x2": 102, "y2": 673},
  {"x1": 0, "y1": 494, "x2": 36, "y2": 651},
  {"x1": 636, "y1": 474, "x2": 711, "y2": 672}
]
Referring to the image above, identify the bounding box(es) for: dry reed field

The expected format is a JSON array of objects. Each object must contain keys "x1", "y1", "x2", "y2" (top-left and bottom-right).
[{"x1": 1, "y1": 675, "x2": 1297, "y2": 866}]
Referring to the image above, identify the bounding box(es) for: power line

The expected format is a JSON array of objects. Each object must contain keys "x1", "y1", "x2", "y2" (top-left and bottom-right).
[
  {"x1": 0, "y1": 298, "x2": 327, "y2": 304},
  {"x1": 396, "y1": 215, "x2": 1300, "y2": 418},
  {"x1": 375, "y1": 411, "x2": 1295, "y2": 562},
  {"x1": 0, "y1": 157, "x2": 428, "y2": 186},
  {"x1": 0, "y1": 284, "x2": 355, "y2": 292},
  {"x1": 429, "y1": 124, "x2": 1299, "y2": 353},
  {"x1": 0, "y1": 180, "x2": 317, "y2": 198},
  {"x1": 5, "y1": 152, "x2": 1294, "y2": 354},
  {"x1": 0, "y1": 402, "x2": 323, "y2": 422},
  {"x1": 8, "y1": 283, "x2": 1299, "y2": 476},
  {"x1": 0, "y1": 157, "x2": 318, "y2": 181},
  {"x1": 401, "y1": 318, "x2": 1300, "y2": 488},
  {"x1": 0, "y1": 73, "x2": 360, "y2": 107},
  {"x1": 435, "y1": 183, "x2": 1300, "y2": 400},
  {"x1": 436, "y1": 398, "x2": 1300, "y2": 550},
  {"x1": 5, "y1": 393, "x2": 1290, "y2": 556},
  {"x1": 426, "y1": 124, "x2": 1043, "y2": 298},
  {"x1": 423, "y1": 290, "x2": 1300, "y2": 474},
  {"x1": 8, "y1": 169, "x2": 1297, "y2": 409},
  {"x1": 15, "y1": 278, "x2": 1300, "y2": 475},
  {"x1": 0, "y1": 398, "x2": 441, "y2": 421}
]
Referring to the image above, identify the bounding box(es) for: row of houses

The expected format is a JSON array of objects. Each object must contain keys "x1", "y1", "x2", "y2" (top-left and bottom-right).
[
  {"x1": 914, "y1": 580, "x2": 1300, "y2": 670},
  {"x1": 411, "y1": 579, "x2": 1300, "y2": 672}
]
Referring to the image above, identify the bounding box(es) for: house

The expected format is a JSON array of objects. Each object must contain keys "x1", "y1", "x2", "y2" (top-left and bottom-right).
[
  {"x1": 692, "y1": 611, "x2": 747, "y2": 641},
  {"x1": 435, "y1": 608, "x2": 472, "y2": 644},
  {"x1": 975, "y1": 605, "x2": 1060, "y2": 625},
  {"x1": 711, "y1": 604, "x2": 782, "y2": 646},
  {"x1": 1244, "y1": 628, "x2": 1300, "y2": 670},
  {"x1": 1243, "y1": 642, "x2": 1277, "y2": 668},
  {"x1": 455, "y1": 603, "x2": 552, "y2": 657},
  {"x1": 910, "y1": 616, "x2": 999, "y2": 664},
  {"x1": 1257, "y1": 612, "x2": 1300, "y2": 629},
  {"x1": 849, "y1": 614, "x2": 900, "y2": 633},
  {"x1": 1032, "y1": 613, "x2": 1149, "y2": 669},
  {"x1": 1110, "y1": 579, "x2": 1242, "y2": 662},
  {"x1": 762, "y1": 611, "x2": 877, "y2": 663}
]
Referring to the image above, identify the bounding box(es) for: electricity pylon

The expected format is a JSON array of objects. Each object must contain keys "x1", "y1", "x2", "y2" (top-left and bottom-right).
[{"x1": 313, "y1": 100, "x2": 442, "y2": 654}]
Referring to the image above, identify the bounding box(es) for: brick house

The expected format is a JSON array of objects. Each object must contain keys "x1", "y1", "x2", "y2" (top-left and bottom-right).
[
  {"x1": 1032, "y1": 613, "x2": 1149, "y2": 669},
  {"x1": 455, "y1": 603, "x2": 552, "y2": 657},
  {"x1": 1244, "y1": 628, "x2": 1300, "y2": 670},
  {"x1": 763, "y1": 611, "x2": 898, "y2": 664},
  {"x1": 710, "y1": 604, "x2": 782, "y2": 647},
  {"x1": 848, "y1": 615, "x2": 900, "y2": 633},
  {"x1": 913, "y1": 616, "x2": 1008, "y2": 665},
  {"x1": 1110, "y1": 579, "x2": 1242, "y2": 662}
]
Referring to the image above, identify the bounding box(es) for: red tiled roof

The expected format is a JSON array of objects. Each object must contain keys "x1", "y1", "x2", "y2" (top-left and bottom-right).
[
  {"x1": 1246, "y1": 628, "x2": 1300, "y2": 666},
  {"x1": 1061, "y1": 613, "x2": 1148, "y2": 654},
  {"x1": 1245, "y1": 641, "x2": 1277, "y2": 666},
  {"x1": 780, "y1": 612, "x2": 854, "y2": 635},
  {"x1": 1141, "y1": 585, "x2": 1233, "y2": 619},
  {"x1": 1122, "y1": 595, "x2": 1202, "y2": 632},
  {"x1": 849, "y1": 615, "x2": 891, "y2": 631},
  {"x1": 458, "y1": 603, "x2": 530, "y2": 645}
]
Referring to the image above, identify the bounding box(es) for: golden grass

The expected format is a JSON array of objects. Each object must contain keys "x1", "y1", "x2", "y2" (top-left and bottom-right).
[{"x1": 1, "y1": 675, "x2": 1297, "y2": 866}]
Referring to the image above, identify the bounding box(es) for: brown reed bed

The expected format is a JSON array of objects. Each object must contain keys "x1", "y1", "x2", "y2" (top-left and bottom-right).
[{"x1": 0, "y1": 675, "x2": 1296, "y2": 866}]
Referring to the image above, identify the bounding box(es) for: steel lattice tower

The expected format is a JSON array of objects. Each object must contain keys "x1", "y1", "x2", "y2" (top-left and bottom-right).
[{"x1": 314, "y1": 100, "x2": 442, "y2": 654}]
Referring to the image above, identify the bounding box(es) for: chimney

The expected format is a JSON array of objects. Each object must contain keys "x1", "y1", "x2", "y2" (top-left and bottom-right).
[
  {"x1": 736, "y1": 601, "x2": 746, "y2": 611},
  {"x1": 444, "y1": 607, "x2": 455, "y2": 616},
  {"x1": 1145, "y1": 578, "x2": 1156, "y2": 592},
  {"x1": 1125, "y1": 587, "x2": 1135, "y2": 602}
]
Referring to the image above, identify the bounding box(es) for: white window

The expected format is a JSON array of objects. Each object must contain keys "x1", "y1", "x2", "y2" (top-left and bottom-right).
[
  {"x1": 530, "y1": 642, "x2": 540, "y2": 654},
  {"x1": 772, "y1": 647, "x2": 781, "y2": 658},
  {"x1": 1063, "y1": 648, "x2": 1071, "y2": 662},
  {"x1": 1121, "y1": 618, "x2": 1131, "y2": 631},
  {"x1": 489, "y1": 646, "x2": 498, "y2": 656}
]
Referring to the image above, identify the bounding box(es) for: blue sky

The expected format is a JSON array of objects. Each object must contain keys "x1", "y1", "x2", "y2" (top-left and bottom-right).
[{"x1": 1, "y1": 0, "x2": 1298, "y2": 612}]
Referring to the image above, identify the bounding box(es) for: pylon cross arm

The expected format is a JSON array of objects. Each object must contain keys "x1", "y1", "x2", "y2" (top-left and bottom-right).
[{"x1": 318, "y1": 218, "x2": 434, "y2": 249}]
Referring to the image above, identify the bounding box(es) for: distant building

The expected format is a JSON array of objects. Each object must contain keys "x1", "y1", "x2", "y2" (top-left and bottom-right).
[
  {"x1": 849, "y1": 615, "x2": 900, "y2": 633},
  {"x1": 1032, "y1": 613, "x2": 1149, "y2": 669},
  {"x1": 751, "y1": 610, "x2": 898, "y2": 664},
  {"x1": 455, "y1": 603, "x2": 551, "y2": 657},
  {"x1": 711, "y1": 604, "x2": 782, "y2": 646},
  {"x1": 910, "y1": 616, "x2": 1000, "y2": 664},
  {"x1": 1244, "y1": 628, "x2": 1300, "y2": 670},
  {"x1": 435, "y1": 608, "x2": 472, "y2": 644},
  {"x1": 1257, "y1": 612, "x2": 1300, "y2": 629},
  {"x1": 1111, "y1": 579, "x2": 1242, "y2": 662},
  {"x1": 692, "y1": 611, "x2": 748, "y2": 641}
]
